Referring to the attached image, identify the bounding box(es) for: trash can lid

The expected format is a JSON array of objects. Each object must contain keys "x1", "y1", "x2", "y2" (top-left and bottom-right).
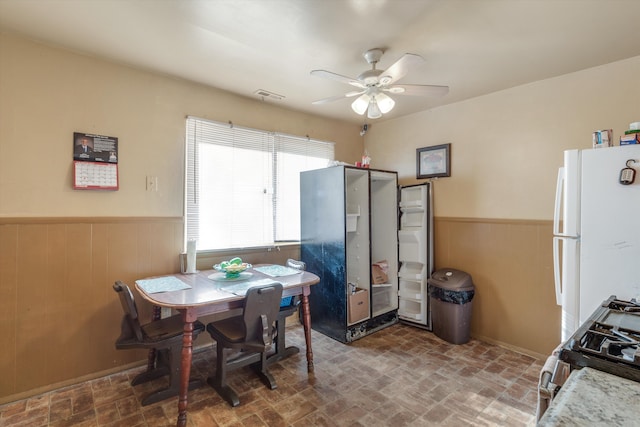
[{"x1": 428, "y1": 268, "x2": 474, "y2": 291}]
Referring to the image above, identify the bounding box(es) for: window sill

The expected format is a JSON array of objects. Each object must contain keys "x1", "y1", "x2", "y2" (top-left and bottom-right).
[{"x1": 192, "y1": 243, "x2": 301, "y2": 270}]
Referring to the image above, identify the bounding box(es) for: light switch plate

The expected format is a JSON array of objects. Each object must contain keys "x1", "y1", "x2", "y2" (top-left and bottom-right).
[{"x1": 146, "y1": 176, "x2": 158, "y2": 192}]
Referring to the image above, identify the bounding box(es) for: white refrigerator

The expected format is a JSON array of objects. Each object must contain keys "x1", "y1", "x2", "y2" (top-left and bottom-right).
[{"x1": 553, "y1": 145, "x2": 640, "y2": 341}]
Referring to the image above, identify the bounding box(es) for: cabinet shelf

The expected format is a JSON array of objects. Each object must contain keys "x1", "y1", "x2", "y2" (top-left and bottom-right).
[
  {"x1": 372, "y1": 285, "x2": 396, "y2": 315},
  {"x1": 346, "y1": 205, "x2": 360, "y2": 232},
  {"x1": 398, "y1": 286, "x2": 424, "y2": 301},
  {"x1": 399, "y1": 230, "x2": 427, "y2": 264},
  {"x1": 398, "y1": 292, "x2": 422, "y2": 300},
  {"x1": 399, "y1": 206, "x2": 425, "y2": 214},
  {"x1": 399, "y1": 279, "x2": 424, "y2": 300},
  {"x1": 399, "y1": 200, "x2": 424, "y2": 211},
  {"x1": 399, "y1": 186, "x2": 427, "y2": 212},
  {"x1": 399, "y1": 298, "x2": 425, "y2": 321},
  {"x1": 399, "y1": 312, "x2": 423, "y2": 321},
  {"x1": 401, "y1": 211, "x2": 425, "y2": 228},
  {"x1": 398, "y1": 262, "x2": 426, "y2": 281}
]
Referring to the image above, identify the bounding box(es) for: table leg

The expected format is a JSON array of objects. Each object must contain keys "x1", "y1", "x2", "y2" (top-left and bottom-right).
[
  {"x1": 176, "y1": 314, "x2": 195, "y2": 427},
  {"x1": 301, "y1": 288, "x2": 314, "y2": 372},
  {"x1": 147, "y1": 305, "x2": 162, "y2": 372}
]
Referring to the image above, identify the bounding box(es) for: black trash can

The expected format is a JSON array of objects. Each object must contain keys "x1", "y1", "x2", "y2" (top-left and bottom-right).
[{"x1": 428, "y1": 268, "x2": 475, "y2": 344}]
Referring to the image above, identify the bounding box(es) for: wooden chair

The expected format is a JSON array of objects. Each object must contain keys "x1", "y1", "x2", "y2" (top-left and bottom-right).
[
  {"x1": 266, "y1": 259, "x2": 305, "y2": 365},
  {"x1": 206, "y1": 282, "x2": 283, "y2": 407},
  {"x1": 113, "y1": 281, "x2": 205, "y2": 406}
]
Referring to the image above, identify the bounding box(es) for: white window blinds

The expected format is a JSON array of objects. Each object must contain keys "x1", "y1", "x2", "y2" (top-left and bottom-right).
[{"x1": 185, "y1": 117, "x2": 334, "y2": 250}]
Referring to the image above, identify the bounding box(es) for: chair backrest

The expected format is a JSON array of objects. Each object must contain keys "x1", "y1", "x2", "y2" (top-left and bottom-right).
[
  {"x1": 113, "y1": 281, "x2": 144, "y2": 342},
  {"x1": 286, "y1": 258, "x2": 306, "y2": 271},
  {"x1": 242, "y1": 283, "x2": 283, "y2": 346}
]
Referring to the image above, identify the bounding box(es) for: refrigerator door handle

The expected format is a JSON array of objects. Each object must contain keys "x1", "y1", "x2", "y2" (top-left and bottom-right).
[
  {"x1": 553, "y1": 167, "x2": 564, "y2": 236},
  {"x1": 553, "y1": 236, "x2": 563, "y2": 305}
]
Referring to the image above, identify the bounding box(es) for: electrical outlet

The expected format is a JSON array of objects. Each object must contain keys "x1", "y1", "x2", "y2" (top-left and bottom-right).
[
  {"x1": 161, "y1": 307, "x2": 172, "y2": 319},
  {"x1": 146, "y1": 176, "x2": 158, "y2": 192}
]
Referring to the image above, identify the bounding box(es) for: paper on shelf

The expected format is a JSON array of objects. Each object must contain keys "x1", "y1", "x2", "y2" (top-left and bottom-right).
[{"x1": 136, "y1": 276, "x2": 191, "y2": 294}]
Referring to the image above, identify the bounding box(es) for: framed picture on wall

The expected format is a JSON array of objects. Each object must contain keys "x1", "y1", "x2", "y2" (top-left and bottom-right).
[{"x1": 416, "y1": 143, "x2": 451, "y2": 179}]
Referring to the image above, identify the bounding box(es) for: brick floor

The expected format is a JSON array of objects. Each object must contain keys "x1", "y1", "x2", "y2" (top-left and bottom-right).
[{"x1": 0, "y1": 323, "x2": 540, "y2": 426}]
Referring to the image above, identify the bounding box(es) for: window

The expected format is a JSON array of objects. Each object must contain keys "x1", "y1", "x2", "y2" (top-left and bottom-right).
[{"x1": 185, "y1": 117, "x2": 334, "y2": 250}]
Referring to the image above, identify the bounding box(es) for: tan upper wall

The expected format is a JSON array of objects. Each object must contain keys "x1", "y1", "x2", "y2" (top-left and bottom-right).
[
  {"x1": 4, "y1": 30, "x2": 638, "y2": 222},
  {"x1": 0, "y1": 32, "x2": 363, "y2": 217},
  {"x1": 365, "y1": 56, "x2": 640, "y2": 220}
]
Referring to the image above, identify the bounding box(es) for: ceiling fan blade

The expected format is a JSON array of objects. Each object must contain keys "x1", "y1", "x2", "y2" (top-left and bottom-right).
[
  {"x1": 345, "y1": 90, "x2": 365, "y2": 97},
  {"x1": 386, "y1": 84, "x2": 449, "y2": 97},
  {"x1": 378, "y1": 53, "x2": 424, "y2": 85},
  {"x1": 312, "y1": 90, "x2": 365, "y2": 105},
  {"x1": 311, "y1": 70, "x2": 365, "y2": 88}
]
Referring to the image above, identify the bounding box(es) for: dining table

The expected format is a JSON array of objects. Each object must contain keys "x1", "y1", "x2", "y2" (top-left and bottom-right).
[{"x1": 135, "y1": 264, "x2": 320, "y2": 427}]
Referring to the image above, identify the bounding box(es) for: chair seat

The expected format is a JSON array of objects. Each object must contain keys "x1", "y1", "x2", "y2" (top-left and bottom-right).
[
  {"x1": 206, "y1": 317, "x2": 245, "y2": 344},
  {"x1": 142, "y1": 314, "x2": 204, "y2": 343},
  {"x1": 207, "y1": 320, "x2": 267, "y2": 353},
  {"x1": 116, "y1": 315, "x2": 204, "y2": 349}
]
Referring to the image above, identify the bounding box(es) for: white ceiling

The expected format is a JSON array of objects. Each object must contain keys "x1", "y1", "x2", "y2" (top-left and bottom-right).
[{"x1": 1, "y1": 0, "x2": 640, "y2": 124}]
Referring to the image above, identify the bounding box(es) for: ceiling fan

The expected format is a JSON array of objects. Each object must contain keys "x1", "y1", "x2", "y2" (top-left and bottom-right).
[{"x1": 311, "y1": 48, "x2": 449, "y2": 119}]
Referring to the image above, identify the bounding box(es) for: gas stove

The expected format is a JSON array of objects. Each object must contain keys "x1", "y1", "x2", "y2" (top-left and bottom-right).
[
  {"x1": 537, "y1": 296, "x2": 640, "y2": 421},
  {"x1": 558, "y1": 295, "x2": 640, "y2": 382}
]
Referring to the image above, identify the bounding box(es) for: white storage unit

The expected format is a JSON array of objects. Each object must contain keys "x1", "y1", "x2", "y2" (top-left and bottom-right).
[
  {"x1": 398, "y1": 184, "x2": 433, "y2": 328},
  {"x1": 345, "y1": 168, "x2": 370, "y2": 304},
  {"x1": 369, "y1": 170, "x2": 400, "y2": 318}
]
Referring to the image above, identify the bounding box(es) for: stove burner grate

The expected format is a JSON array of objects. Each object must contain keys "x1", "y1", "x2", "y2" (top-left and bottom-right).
[{"x1": 573, "y1": 324, "x2": 640, "y2": 365}]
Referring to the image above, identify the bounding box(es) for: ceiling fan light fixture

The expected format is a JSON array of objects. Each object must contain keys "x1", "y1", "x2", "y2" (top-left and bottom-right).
[
  {"x1": 367, "y1": 100, "x2": 382, "y2": 119},
  {"x1": 312, "y1": 49, "x2": 446, "y2": 119},
  {"x1": 351, "y1": 94, "x2": 370, "y2": 115},
  {"x1": 375, "y1": 93, "x2": 395, "y2": 114}
]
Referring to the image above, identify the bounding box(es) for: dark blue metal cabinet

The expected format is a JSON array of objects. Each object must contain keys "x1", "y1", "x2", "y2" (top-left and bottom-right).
[{"x1": 300, "y1": 166, "x2": 400, "y2": 343}]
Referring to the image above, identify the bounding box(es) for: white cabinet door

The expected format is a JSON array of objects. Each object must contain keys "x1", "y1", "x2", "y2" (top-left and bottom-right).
[{"x1": 398, "y1": 184, "x2": 431, "y2": 327}]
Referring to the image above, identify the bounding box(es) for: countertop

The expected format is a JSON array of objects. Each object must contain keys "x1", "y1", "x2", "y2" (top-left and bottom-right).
[{"x1": 538, "y1": 367, "x2": 640, "y2": 426}]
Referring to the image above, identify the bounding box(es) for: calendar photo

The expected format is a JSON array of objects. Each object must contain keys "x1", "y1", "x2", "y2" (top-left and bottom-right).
[{"x1": 73, "y1": 132, "x2": 118, "y2": 163}]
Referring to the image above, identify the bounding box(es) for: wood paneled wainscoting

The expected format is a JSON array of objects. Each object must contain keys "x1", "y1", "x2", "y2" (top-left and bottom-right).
[
  {"x1": 0, "y1": 216, "x2": 556, "y2": 404},
  {"x1": 0, "y1": 217, "x2": 301, "y2": 405},
  {"x1": 434, "y1": 217, "x2": 561, "y2": 359},
  {"x1": 0, "y1": 217, "x2": 184, "y2": 404}
]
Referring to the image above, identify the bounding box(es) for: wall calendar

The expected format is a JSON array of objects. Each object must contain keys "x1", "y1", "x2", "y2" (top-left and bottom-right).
[{"x1": 72, "y1": 132, "x2": 119, "y2": 190}]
